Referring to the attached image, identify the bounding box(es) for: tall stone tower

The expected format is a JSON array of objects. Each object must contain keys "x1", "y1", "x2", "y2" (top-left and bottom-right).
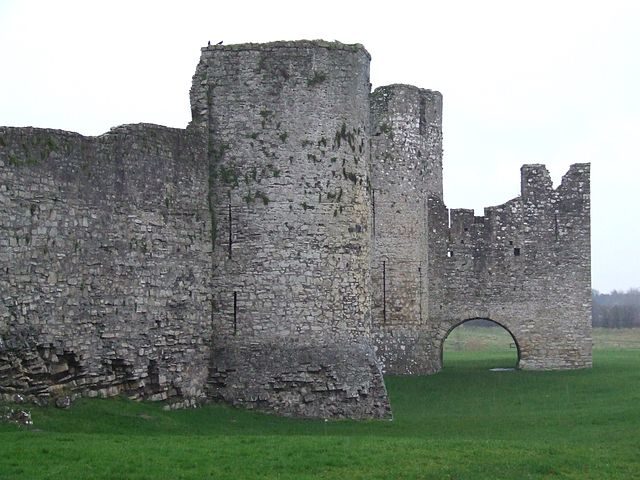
[
  {"x1": 369, "y1": 85, "x2": 444, "y2": 373},
  {"x1": 189, "y1": 41, "x2": 390, "y2": 418}
]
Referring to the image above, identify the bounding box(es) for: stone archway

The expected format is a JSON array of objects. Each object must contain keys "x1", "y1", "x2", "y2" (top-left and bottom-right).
[{"x1": 439, "y1": 318, "x2": 521, "y2": 369}]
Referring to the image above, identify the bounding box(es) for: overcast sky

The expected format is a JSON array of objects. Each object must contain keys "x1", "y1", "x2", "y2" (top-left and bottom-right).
[{"x1": 1, "y1": 0, "x2": 638, "y2": 293}]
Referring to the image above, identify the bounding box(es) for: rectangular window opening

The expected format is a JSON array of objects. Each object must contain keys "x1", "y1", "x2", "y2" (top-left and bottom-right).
[{"x1": 419, "y1": 98, "x2": 427, "y2": 135}]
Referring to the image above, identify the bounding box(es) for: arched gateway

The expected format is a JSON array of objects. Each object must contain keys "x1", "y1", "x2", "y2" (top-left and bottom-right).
[{"x1": 440, "y1": 318, "x2": 521, "y2": 369}]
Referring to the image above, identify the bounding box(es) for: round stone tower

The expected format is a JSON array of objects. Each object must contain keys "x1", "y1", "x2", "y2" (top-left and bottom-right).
[
  {"x1": 369, "y1": 84, "x2": 444, "y2": 374},
  {"x1": 189, "y1": 40, "x2": 389, "y2": 418}
]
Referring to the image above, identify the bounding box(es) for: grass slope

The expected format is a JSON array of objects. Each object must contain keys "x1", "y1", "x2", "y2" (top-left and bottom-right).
[{"x1": 1, "y1": 329, "x2": 639, "y2": 479}]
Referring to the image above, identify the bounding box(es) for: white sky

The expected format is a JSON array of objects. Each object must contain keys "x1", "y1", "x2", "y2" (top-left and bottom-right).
[{"x1": 1, "y1": 0, "x2": 638, "y2": 293}]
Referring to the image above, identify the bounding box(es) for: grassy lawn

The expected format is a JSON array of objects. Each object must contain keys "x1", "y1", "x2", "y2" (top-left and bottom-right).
[{"x1": 1, "y1": 328, "x2": 639, "y2": 479}]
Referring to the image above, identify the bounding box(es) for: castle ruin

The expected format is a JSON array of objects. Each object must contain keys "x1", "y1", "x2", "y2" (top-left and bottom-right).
[{"x1": 0, "y1": 41, "x2": 591, "y2": 418}]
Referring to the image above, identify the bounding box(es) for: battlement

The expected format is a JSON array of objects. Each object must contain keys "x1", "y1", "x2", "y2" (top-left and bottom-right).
[
  {"x1": 445, "y1": 163, "x2": 590, "y2": 246},
  {"x1": 520, "y1": 163, "x2": 553, "y2": 200},
  {"x1": 558, "y1": 163, "x2": 590, "y2": 195}
]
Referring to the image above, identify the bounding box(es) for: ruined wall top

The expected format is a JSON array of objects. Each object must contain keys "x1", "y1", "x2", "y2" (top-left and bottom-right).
[
  {"x1": 520, "y1": 162, "x2": 590, "y2": 207},
  {"x1": 190, "y1": 40, "x2": 372, "y2": 130},
  {"x1": 423, "y1": 161, "x2": 591, "y2": 371},
  {"x1": 201, "y1": 40, "x2": 370, "y2": 58}
]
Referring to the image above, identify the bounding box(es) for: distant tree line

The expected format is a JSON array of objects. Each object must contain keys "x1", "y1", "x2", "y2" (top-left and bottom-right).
[{"x1": 592, "y1": 289, "x2": 640, "y2": 328}]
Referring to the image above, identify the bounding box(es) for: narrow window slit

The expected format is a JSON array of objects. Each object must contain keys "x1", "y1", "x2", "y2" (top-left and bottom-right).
[{"x1": 419, "y1": 98, "x2": 427, "y2": 135}]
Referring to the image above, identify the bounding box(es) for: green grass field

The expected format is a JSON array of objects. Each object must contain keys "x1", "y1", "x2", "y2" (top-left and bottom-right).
[{"x1": 1, "y1": 328, "x2": 639, "y2": 479}]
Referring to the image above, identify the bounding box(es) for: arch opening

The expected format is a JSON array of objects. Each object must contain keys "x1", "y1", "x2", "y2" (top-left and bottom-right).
[{"x1": 441, "y1": 318, "x2": 521, "y2": 371}]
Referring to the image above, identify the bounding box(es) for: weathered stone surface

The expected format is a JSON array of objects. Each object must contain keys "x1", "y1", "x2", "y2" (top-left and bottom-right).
[
  {"x1": 208, "y1": 340, "x2": 390, "y2": 419},
  {"x1": 54, "y1": 395, "x2": 72, "y2": 409},
  {"x1": 0, "y1": 124, "x2": 213, "y2": 405},
  {"x1": 369, "y1": 85, "x2": 442, "y2": 373},
  {"x1": 0, "y1": 40, "x2": 591, "y2": 418},
  {"x1": 368, "y1": 87, "x2": 591, "y2": 373},
  {"x1": 189, "y1": 41, "x2": 390, "y2": 417},
  {"x1": 423, "y1": 163, "x2": 592, "y2": 372}
]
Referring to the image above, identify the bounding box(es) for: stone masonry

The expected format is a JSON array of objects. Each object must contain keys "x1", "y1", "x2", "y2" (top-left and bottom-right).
[
  {"x1": 0, "y1": 40, "x2": 591, "y2": 418},
  {"x1": 0, "y1": 125, "x2": 211, "y2": 408}
]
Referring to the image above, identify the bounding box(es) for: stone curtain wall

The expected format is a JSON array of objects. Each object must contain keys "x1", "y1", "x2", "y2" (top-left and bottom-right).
[
  {"x1": 425, "y1": 164, "x2": 592, "y2": 371},
  {"x1": 190, "y1": 41, "x2": 390, "y2": 418},
  {"x1": 0, "y1": 125, "x2": 212, "y2": 406},
  {"x1": 369, "y1": 85, "x2": 444, "y2": 374}
]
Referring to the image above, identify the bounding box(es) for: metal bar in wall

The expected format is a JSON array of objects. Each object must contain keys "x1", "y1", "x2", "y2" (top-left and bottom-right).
[
  {"x1": 382, "y1": 261, "x2": 386, "y2": 324},
  {"x1": 372, "y1": 188, "x2": 376, "y2": 237},
  {"x1": 418, "y1": 265, "x2": 422, "y2": 322},
  {"x1": 228, "y1": 203, "x2": 232, "y2": 258},
  {"x1": 233, "y1": 291, "x2": 237, "y2": 335}
]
